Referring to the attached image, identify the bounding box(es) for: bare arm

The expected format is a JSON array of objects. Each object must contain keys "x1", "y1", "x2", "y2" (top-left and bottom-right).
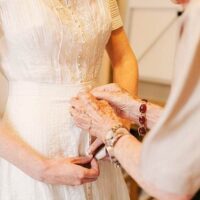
[
  {"x1": 0, "y1": 120, "x2": 99, "y2": 185},
  {"x1": 106, "y1": 27, "x2": 138, "y2": 95},
  {"x1": 114, "y1": 135, "x2": 191, "y2": 200},
  {"x1": 71, "y1": 93, "x2": 191, "y2": 200},
  {"x1": 92, "y1": 83, "x2": 163, "y2": 129},
  {"x1": 0, "y1": 120, "x2": 45, "y2": 180}
]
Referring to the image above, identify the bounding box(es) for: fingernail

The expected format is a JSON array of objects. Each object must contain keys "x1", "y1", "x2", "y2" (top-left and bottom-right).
[
  {"x1": 87, "y1": 149, "x2": 92, "y2": 156},
  {"x1": 88, "y1": 155, "x2": 93, "y2": 159}
]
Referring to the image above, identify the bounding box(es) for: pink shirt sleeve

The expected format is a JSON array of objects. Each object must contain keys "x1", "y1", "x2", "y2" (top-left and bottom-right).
[{"x1": 140, "y1": 1, "x2": 200, "y2": 197}]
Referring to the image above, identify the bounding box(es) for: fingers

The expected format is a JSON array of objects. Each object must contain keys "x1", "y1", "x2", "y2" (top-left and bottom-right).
[
  {"x1": 88, "y1": 138, "x2": 104, "y2": 155},
  {"x1": 84, "y1": 159, "x2": 100, "y2": 179},
  {"x1": 75, "y1": 159, "x2": 99, "y2": 182},
  {"x1": 70, "y1": 108, "x2": 90, "y2": 130},
  {"x1": 91, "y1": 83, "x2": 121, "y2": 93},
  {"x1": 91, "y1": 91, "x2": 119, "y2": 108},
  {"x1": 71, "y1": 92, "x2": 113, "y2": 117},
  {"x1": 72, "y1": 93, "x2": 99, "y2": 114},
  {"x1": 90, "y1": 159, "x2": 99, "y2": 172},
  {"x1": 78, "y1": 93, "x2": 102, "y2": 120},
  {"x1": 79, "y1": 93, "x2": 98, "y2": 107},
  {"x1": 70, "y1": 97, "x2": 83, "y2": 111},
  {"x1": 70, "y1": 107, "x2": 89, "y2": 122},
  {"x1": 70, "y1": 156, "x2": 93, "y2": 165}
]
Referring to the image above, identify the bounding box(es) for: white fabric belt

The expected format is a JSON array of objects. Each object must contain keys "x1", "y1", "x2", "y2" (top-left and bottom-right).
[{"x1": 8, "y1": 80, "x2": 96, "y2": 97}]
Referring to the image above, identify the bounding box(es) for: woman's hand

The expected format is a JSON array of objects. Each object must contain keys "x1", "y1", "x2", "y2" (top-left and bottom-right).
[
  {"x1": 91, "y1": 83, "x2": 135, "y2": 121},
  {"x1": 41, "y1": 156, "x2": 99, "y2": 186},
  {"x1": 0, "y1": 122, "x2": 99, "y2": 187},
  {"x1": 70, "y1": 93, "x2": 122, "y2": 141},
  {"x1": 92, "y1": 83, "x2": 163, "y2": 129},
  {"x1": 88, "y1": 138, "x2": 109, "y2": 161}
]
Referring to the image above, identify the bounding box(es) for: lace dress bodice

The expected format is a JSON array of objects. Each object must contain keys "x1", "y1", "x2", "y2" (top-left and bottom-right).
[
  {"x1": 0, "y1": 1, "x2": 130, "y2": 200},
  {"x1": 0, "y1": 0, "x2": 122, "y2": 84}
]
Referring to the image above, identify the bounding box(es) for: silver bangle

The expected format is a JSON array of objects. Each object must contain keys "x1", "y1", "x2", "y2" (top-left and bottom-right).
[{"x1": 105, "y1": 124, "x2": 130, "y2": 168}]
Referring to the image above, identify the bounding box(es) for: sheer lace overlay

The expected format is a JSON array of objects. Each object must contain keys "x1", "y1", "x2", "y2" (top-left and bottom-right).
[{"x1": 0, "y1": 0, "x2": 129, "y2": 200}]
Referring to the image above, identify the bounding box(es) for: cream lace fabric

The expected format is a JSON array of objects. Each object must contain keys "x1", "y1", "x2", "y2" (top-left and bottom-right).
[{"x1": 0, "y1": 0, "x2": 129, "y2": 200}]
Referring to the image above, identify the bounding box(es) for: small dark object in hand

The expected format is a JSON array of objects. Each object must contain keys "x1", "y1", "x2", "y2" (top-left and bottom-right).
[{"x1": 79, "y1": 162, "x2": 92, "y2": 169}]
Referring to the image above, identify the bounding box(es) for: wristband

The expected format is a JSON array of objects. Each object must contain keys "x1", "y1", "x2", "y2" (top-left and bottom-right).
[
  {"x1": 105, "y1": 124, "x2": 129, "y2": 167},
  {"x1": 138, "y1": 99, "x2": 148, "y2": 137}
]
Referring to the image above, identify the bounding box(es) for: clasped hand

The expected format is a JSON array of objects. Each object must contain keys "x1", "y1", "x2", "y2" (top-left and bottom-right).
[
  {"x1": 40, "y1": 156, "x2": 99, "y2": 186},
  {"x1": 70, "y1": 83, "x2": 133, "y2": 155}
]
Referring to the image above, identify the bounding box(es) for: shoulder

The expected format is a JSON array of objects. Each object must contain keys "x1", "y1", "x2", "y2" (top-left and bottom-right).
[
  {"x1": 185, "y1": 0, "x2": 200, "y2": 18},
  {"x1": 108, "y1": 0, "x2": 123, "y2": 31}
]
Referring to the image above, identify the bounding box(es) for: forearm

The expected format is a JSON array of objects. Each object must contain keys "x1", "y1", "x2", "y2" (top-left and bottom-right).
[
  {"x1": 113, "y1": 56, "x2": 138, "y2": 95},
  {"x1": 114, "y1": 134, "x2": 141, "y2": 178},
  {"x1": 107, "y1": 28, "x2": 138, "y2": 96},
  {"x1": 0, "y1": 121, "x2": 45, "y2": 180},
  {"x1": 127, "y1": 99, "x2": 163, "y2": 129},
  {"x1": 113, "y1": 135, "x2": 190, "y2": 200},
  {"x1": 112, "y1": 51, "x2": 138, "y2": 129},
  {"x1": 113, "y1": 135, "x2": 163, "y2": 196}
]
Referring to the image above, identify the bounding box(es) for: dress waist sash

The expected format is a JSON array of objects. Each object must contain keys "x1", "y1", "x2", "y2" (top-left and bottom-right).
[{"x1": 8, "y1": 80, "x2": 96, "y2": 97}]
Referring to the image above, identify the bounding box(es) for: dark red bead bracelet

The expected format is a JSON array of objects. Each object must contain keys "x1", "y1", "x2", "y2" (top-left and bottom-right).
[{"x1": 138, "y1": 99, "x2": 148, "y2": 137}]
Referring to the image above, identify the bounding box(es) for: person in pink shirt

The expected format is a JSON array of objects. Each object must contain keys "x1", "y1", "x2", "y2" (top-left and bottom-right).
[{"x1": 71, "y1": 0, "x2": 200, "y2": 199}]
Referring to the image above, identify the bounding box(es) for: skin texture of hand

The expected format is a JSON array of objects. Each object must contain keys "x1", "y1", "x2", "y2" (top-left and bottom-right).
[
  {"x1": 91, "y1": 83, "x2": 134, "y2": 121},
  {"x1": 0, "y1": 121, "x2": 99, "y2": 186},
  {"x1": 70, "y1": 92, "x2": 122, "y2": 142},
  {"x1": 41, "y1": 156, "x2": 99, "y2": 186},
  {"x1": 92, "y1": 83, "x2": 163, "y2": 129}
]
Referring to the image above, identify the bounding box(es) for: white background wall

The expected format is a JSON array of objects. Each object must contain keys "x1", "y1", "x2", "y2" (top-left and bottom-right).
[{"x1": 124, "y1": 0, "x2": 182, "y2": 102}]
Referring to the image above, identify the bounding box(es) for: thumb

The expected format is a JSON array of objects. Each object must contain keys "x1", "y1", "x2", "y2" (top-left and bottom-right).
[
  {"x1": 91, "y1": 83, "x2": 120, "y2": 93},
  {"x1": 91, "y1": 90, "x2": 114, "y2": 102},
  {"x1": 71, "y1": 156, "x2": 93, "y2": 165},
  {"x1": 90, "y1": 159, "x2": 99, "y2": 172},
  {"x1": 88, "y1": 139, "x2": 104, "y2": 155}
]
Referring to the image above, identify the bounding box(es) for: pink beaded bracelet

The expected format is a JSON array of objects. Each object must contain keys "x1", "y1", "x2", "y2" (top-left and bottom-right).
[{"x1": 138, "y1": 99, "x2": 148, "y2": 137}]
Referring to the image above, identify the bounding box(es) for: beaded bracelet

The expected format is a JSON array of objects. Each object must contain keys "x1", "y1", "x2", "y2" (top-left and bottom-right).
[
  {"x1": 138, "y1": 99, "x2": 148, "y2": 137},
  {"x1": 105, "y1": 124, "x2": 129, "y2": 168}
]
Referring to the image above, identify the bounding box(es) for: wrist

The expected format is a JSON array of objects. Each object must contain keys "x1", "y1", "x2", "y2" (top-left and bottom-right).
[
  {"x1": 128, "y1": 98, "x2": 140, "y2": 122},
  {"x1": 114, "y1": 134, "x2": 133, "y2": 152},
  {"x1": 104, "y1": 126, "x2": 130, "y2": 167},
  {"x1": 32, "y1": 157, "x2": 48, "y2": 182},
  {"x1": 102, "y1": 121, "x2": 122, "y2": 142},
  {"x1": 130, "y1": 98, "x2": 149, "y2": 123}
]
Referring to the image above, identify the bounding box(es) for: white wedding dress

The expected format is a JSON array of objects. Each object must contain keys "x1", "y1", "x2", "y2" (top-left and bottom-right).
[{"x1": 0, "y1": 0, "x2": 130, "y2": 199}]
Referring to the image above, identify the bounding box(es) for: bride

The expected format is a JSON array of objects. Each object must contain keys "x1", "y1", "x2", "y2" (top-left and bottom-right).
[{"x1": 0, "y1": 0, "x2": 138, "y2": 199}]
